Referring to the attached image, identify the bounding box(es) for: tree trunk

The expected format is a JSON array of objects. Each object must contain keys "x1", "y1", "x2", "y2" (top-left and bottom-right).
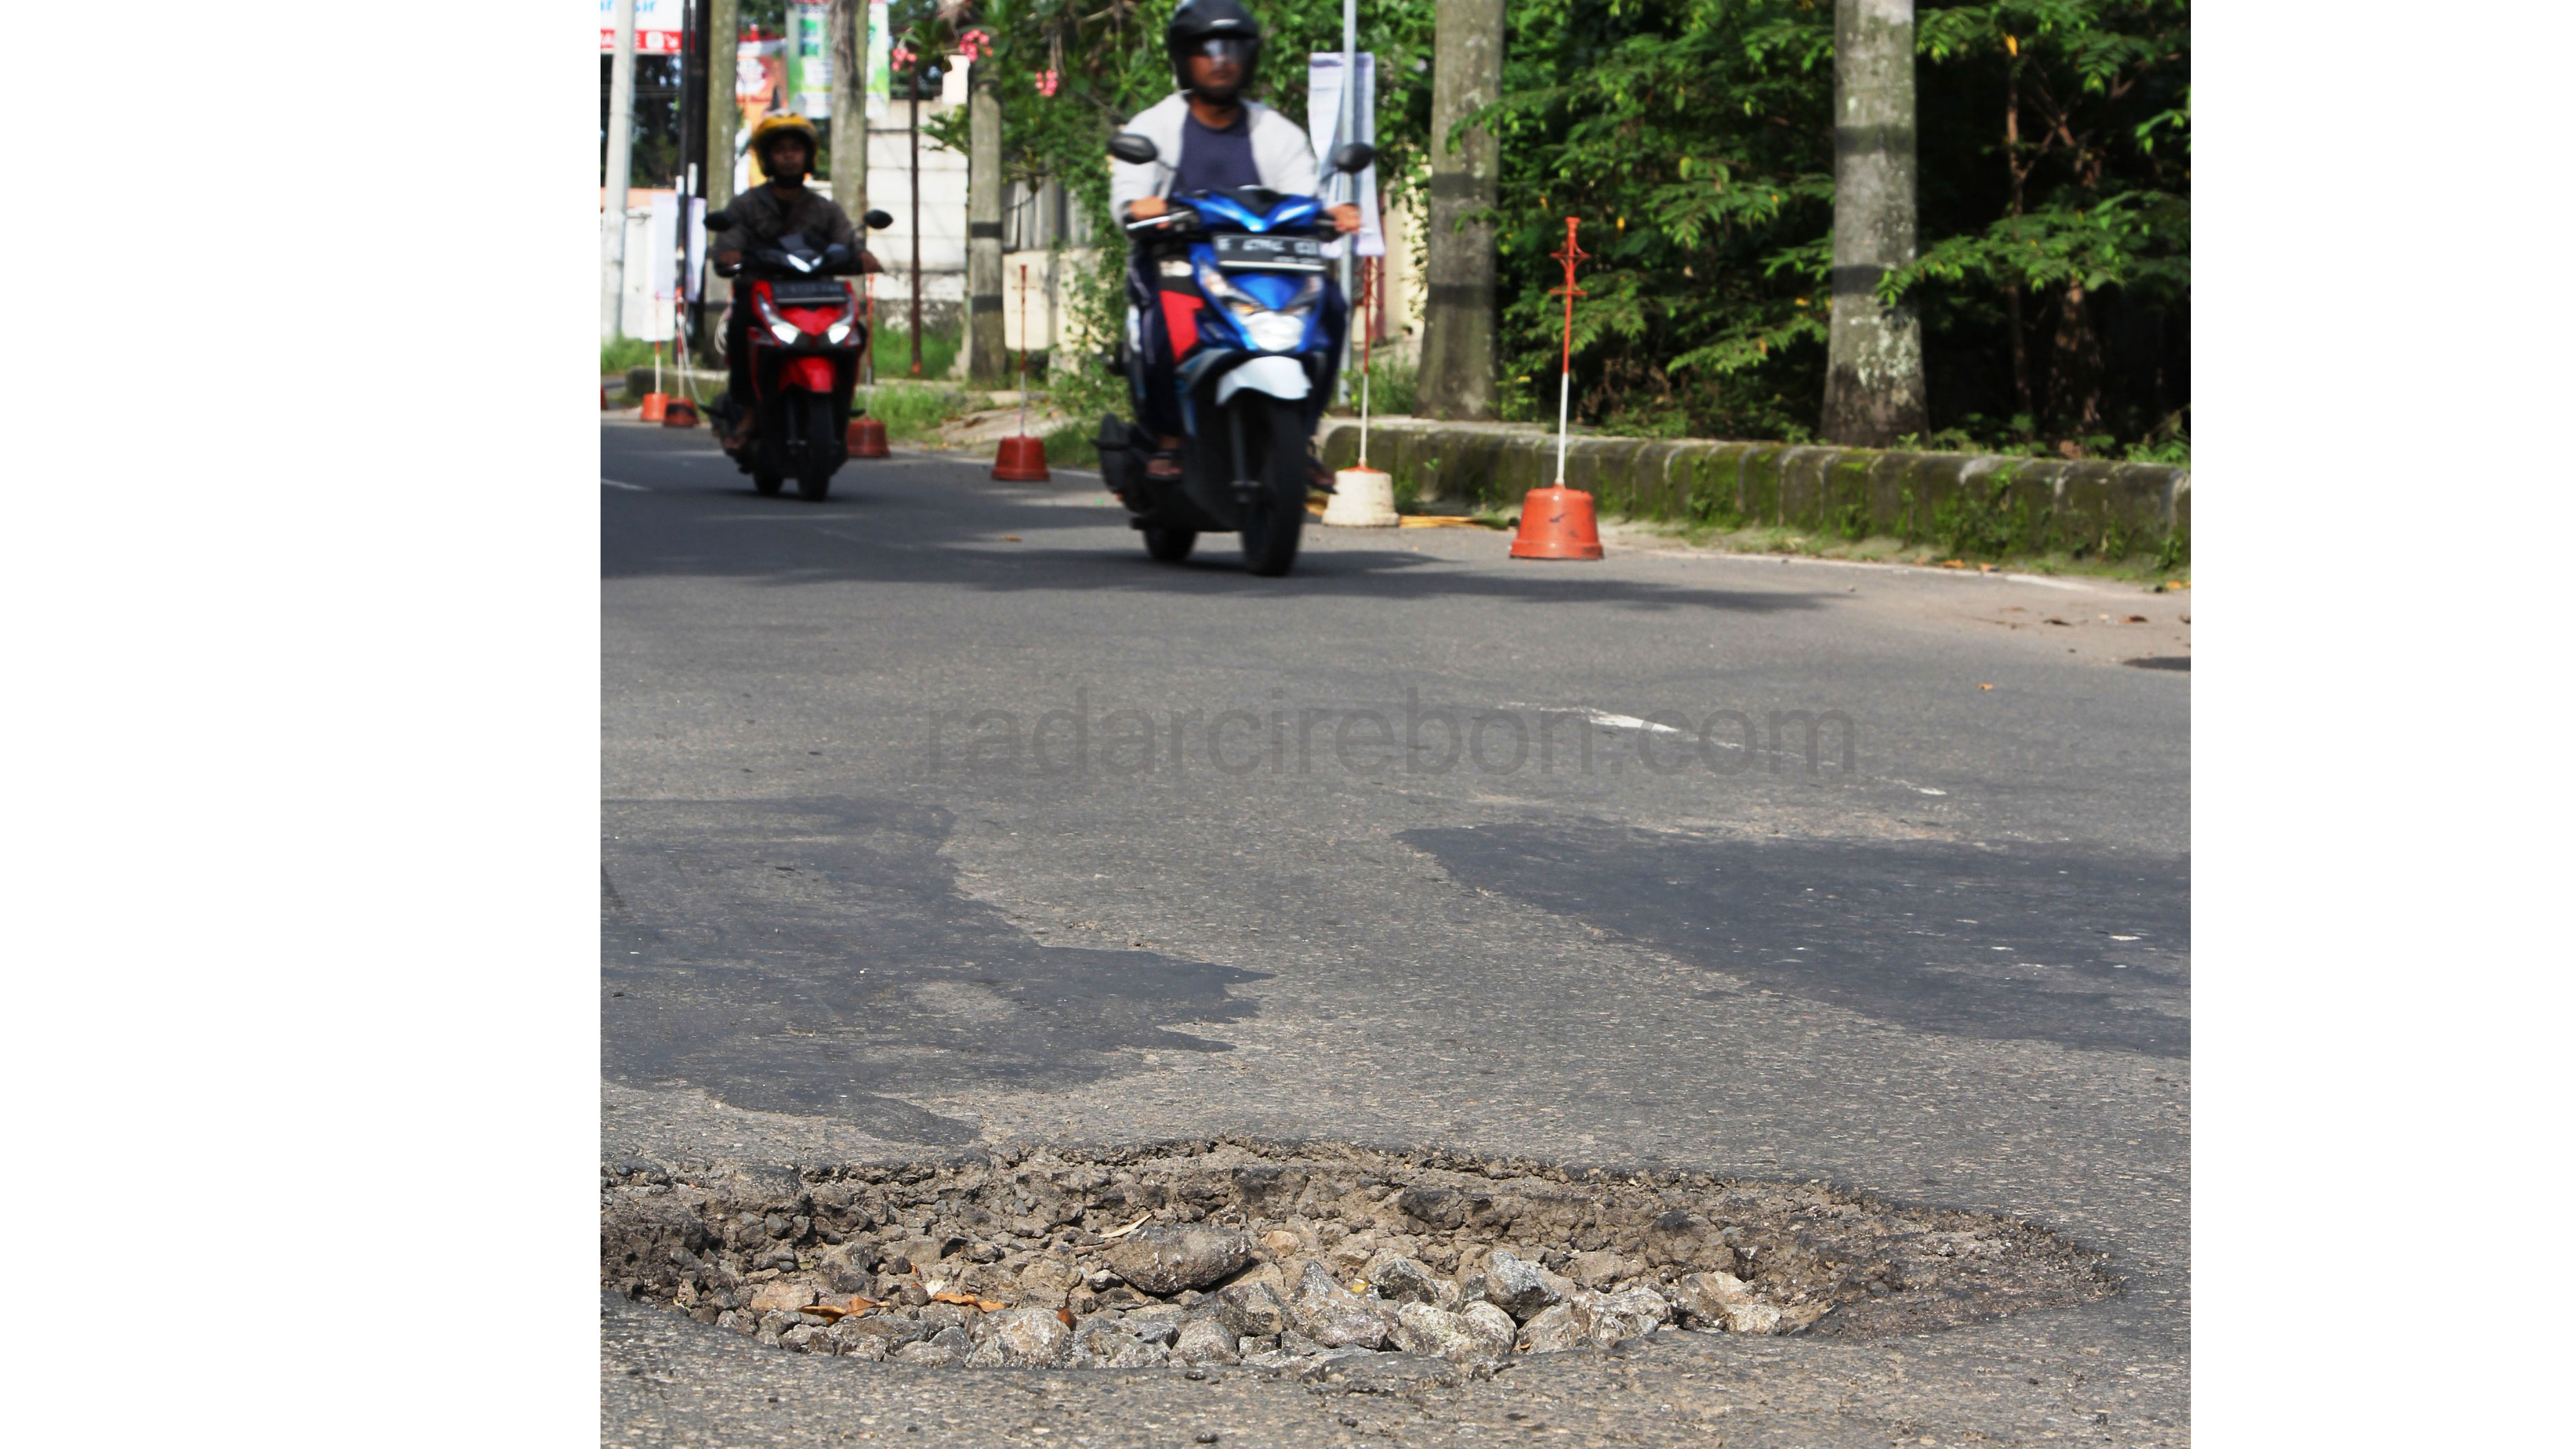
[
  {"x1": 2003, "y1": 50, "x2": 2029, "y2": 427},
  {"x1": 828, "y1": 0, "x2": 868, "y2": 224},
  {"x1": 2046, "y1": 281, "x2": 2102, "y2": 439},
  {"x1": 1821, "y1": 0, "x2": 1929, "y2": 446},
  {"x1": 966, "y1": 63, "x2": 1006, "y2": 382},
  {"x1": 705, "y1": 0, "x2": 739, "y2": 211},
  {"x1": 1417, "y1": 0, "x2": 1503, "y2": 421}
]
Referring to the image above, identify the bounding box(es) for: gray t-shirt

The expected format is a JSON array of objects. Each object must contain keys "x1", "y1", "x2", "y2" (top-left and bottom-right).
[{"x1": 1172, "y1": 109, "x2": 1262, "y2": 196}]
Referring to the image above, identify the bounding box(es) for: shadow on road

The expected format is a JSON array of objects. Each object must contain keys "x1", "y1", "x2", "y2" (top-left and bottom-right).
[
  {"x1": 603, "y1": 796, "x2": 1266, "y2": 1142},
  {"x1": 601, "y1": 425, "x2": 1832, "y2": 616},
  {"x1": 1407, "y1": 821, "x2": 2189, "y2": 1058}
]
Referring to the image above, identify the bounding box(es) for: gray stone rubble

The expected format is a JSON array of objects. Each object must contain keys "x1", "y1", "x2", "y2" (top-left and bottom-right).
[{"x1": 603, "y1": 1139, "x2": 2115, "y2": 1377}]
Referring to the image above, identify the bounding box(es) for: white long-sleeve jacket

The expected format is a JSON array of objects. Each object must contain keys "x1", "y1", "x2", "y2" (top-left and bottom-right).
[{"x1": 1109, "y1": 91, "x2": 1320, "y2": 220}]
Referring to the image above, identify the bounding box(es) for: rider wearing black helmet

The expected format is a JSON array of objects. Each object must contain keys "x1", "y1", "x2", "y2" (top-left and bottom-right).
[{"x1": 1112, "y1": 0, "x2": 1361, "y2": 476}]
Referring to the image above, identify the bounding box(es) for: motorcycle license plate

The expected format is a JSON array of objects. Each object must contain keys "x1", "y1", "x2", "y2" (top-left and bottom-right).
[
  {"x1": 770, "y1": 278, "x2": 848, "y2": 304},
  {"x1": 1213, "y1": 233, "x2": 1324, "y2": 272}
]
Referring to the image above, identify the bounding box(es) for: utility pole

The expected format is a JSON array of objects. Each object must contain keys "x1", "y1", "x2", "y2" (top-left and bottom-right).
[
  {"x1": 1822, "y1": 0, "x2": 1929, "y2": 445},
  {"x1": 602, "y1": 0, "x2": 638, "y2": 340},
  {"x1": 706, "y1": 0, "x2": 739, "y2": 210},
  {"x1": 828, "y1": 0, "x2": 868, "y2": 224},
  {"x1": 966, "y1": 61, "x2": 1005, "y2": 383},
  {"x1": 1417, "y1": 0, "x2": 1501, "y2": 420},
  {"x1": 910, "y1": 64, "x2": 924, "y2": 376},
  {"x1": 682, "y1": 0, "x2": 713, "y2": 353},
  {"x1": 1334, "y1": 0, "x2": 1358, "y2": 402}
]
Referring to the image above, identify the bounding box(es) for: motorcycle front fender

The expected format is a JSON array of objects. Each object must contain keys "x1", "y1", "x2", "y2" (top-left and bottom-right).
[{"x1": 1214, "y1": 354, "x2": 1312, "y2": 406}]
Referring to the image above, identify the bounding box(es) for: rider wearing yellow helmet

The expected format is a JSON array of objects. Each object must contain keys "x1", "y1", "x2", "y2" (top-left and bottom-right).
[{"x1": 710, "y1": 113, "x2": 880, "y2": 439}]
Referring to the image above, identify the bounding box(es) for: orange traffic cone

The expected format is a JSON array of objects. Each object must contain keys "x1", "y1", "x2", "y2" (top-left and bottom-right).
[
  {"x1": 661, "y1": 398, "x2": 700, "y2": 427},
  {"x1": 1507, "y1": 486, "x2": 1604, "y2": 560},
  {"x1": 847, "y1": 414, "x2": 890, "y2": 457},
  {"x1": 991, "y1": 434, "x2": 1051, "y2": 482},
  {"x1": 638, "y1": 392, "x2": 668, "y2": 423}
]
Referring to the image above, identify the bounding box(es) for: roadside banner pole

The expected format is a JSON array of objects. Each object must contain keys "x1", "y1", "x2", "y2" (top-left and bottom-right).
[
  {"x1": 849, "y1": 272, "x2": 891, "y2": 456},
  {"x1": 991, "y1": 261, "x2": 1051, "y2": 480},
  {"x1": 1359, "y1": 256, "x2": 1376, "y2": 468},
  {"x1": 1321, "y1": 254, "x2": 1400, "y2": 526},
  {"x1": 1507, "y1": 216, "x2": 1603, "y2": 560},
  {"x1": 1551, "y1": 217, "x2": 1586, "y2": 485}
]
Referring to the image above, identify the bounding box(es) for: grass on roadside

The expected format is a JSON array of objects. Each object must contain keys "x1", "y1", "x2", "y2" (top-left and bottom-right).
[
  {"x1": 865, "y1": 322, "x2": 964, "y2": 382},
  {"x1": 850, "y1": 383, "x2": 977, "y2": 443},
  {"x1": 1605, "y1": 516, "x2": 2190, "y2": 584},
  {"x1": 1040, "y1": 419, "x2": 1100, "y2": 469},
  {"x1": 601, "y1": 337, "x2": 662, "y2": 374}
]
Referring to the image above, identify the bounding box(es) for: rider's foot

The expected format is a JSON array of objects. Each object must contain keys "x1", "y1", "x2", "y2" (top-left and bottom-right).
[
  {"x1": 1308, "y1": 456, "x2": 1335, "y2": 492},
  {"x1": 1145, "y1": 450, "x2": 1182, "y2": 480}
]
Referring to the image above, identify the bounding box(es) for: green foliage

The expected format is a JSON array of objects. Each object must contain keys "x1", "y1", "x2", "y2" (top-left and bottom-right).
[
  {"x1": 850, "y1": 382, "x2": 977, "y2": 440},
  {"x1": 1357, "y1": 358, "x2": 1418, "y2": 417},
  {"x1": 1480, "y1": 0, "x2": 2187, "y2": 453},
  {"x1": 1041, "y1": 417, "x2": 1102, "y2": 467},
  {"x1": 869, "y1": 320, "x2": 964, "y2": 381},
  {"x1": 601, "y1": 337, "x2": 661, "y2": 374}
]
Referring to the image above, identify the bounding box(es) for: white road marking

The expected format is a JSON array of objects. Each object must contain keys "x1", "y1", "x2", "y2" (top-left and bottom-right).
[
  {"x1": 601, "y1": 478, "x2": 649, "y2": 492},
  {"x1": 1889, "y1": 779, "x2": 1950, "y2": 796},
  {"x1": 1499, "y1": 703, "x2": 1688, "y2": 736}
]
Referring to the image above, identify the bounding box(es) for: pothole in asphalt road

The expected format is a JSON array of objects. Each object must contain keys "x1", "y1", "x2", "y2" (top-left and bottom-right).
[{"x1": 603, "y1": 1139, "x2": 2116, "y2": 1384}]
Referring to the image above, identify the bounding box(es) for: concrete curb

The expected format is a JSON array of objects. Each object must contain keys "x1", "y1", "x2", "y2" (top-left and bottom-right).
[{"x1": 1318, "y1": 417, "x2": 2189, "y2": 561}]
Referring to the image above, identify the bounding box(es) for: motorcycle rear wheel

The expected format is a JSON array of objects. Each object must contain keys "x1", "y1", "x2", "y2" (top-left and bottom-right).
[
  {"x1": 1143, "y1": 527, "x2": 1197, "y2": 563},
  {"x1": 796, "y1": 393, "x2": 837, "y2": 501},
  {"x1": 1237, "y1": 397, "x2": 1307, "y2": 577},
  {"x1": 753, "y1": 469, "x2": 784, "y2": 496}
]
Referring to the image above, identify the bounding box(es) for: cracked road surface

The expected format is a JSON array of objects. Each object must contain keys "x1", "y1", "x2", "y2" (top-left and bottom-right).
[{"x1": 600, "y1": 419, "x2": 2188, "y2": 1446}]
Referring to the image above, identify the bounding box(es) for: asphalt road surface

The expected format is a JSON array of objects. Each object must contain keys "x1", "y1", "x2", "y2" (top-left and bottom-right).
[{"x1": 600, "y1": 418, "x2": 2190, "y2": 1446}]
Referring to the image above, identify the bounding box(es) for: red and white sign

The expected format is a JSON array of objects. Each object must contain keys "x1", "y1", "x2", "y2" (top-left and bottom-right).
[{"x1": 599, "y1": 0, "x2": 685, "y2": 55}]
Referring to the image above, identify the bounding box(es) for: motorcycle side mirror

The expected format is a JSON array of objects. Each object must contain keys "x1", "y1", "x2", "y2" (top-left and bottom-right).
[
  {"x1": 1107, "y1": 133, "x2": 1160, "y2": 166},
  {"x1": 864, "y1": 208, "x2": 894, "y2": 230},
  {"x1": 703, "y1": 208, "x2": 735, "y2": 231},
  {"x1": 1330, "y1": 142, "x2": 1376, "y2": 175}
]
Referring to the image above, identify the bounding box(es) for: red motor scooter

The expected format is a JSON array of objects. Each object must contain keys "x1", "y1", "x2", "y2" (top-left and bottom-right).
[{"x1": 705, "y1": 208, "x2": 890, "y2": 500}]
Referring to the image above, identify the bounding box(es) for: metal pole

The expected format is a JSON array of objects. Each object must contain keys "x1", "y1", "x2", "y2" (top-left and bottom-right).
[
  {"x1": 603, "y1": 0, "x2": 639, "y2": 340},
  {"x1": 1335, "y1": 0, "x2": 1357, "y2": 403},
  {"x1": 922, "y1": 70, "x2": 932, "y2": 373}
]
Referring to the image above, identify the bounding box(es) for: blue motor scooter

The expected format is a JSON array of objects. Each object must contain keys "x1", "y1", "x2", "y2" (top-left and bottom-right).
[{"x1": 1095, "y1": 134, "x2": 1374, "y2": 576}]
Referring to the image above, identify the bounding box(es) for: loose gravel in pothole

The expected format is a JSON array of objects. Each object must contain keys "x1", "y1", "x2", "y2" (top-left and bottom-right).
[{"x1": 603, "y1": 1139, "x2": 2115, "y2": 1381}]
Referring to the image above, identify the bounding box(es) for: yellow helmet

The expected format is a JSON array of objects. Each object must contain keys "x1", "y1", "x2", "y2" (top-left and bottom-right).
[{"x1": 749, "y1": 112, "x2": 820, "y2": 157}]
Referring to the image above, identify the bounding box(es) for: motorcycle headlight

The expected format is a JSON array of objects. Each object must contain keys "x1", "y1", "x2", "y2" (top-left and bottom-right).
[
  {"x1": 1195, "y1": 266, "x2": 1324, "y2": 353},
  {"x1": 770, "y1": 322, "x2": 802, "y2": 344},
  {"x1": 825, "y1": 320, "x2": 854, "y2": 344}
]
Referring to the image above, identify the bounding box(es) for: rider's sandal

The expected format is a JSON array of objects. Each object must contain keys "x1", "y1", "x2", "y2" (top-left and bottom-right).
[{"x1": 1144, "y1": 450, "x2": 1183, "y2": 480}]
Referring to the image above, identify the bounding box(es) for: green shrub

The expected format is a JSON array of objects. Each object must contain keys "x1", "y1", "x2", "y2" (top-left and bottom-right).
[{"x1": 851, "y1": 383, "x2": 973, "y2": 443}]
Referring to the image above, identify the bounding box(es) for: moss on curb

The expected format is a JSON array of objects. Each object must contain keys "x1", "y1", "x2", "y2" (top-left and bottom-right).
[{"x1": 1323, "y1": 418, "x2": 2190, "y2": 574}]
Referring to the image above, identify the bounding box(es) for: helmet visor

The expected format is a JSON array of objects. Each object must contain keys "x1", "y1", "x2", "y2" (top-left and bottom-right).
[{"x1": 1193, "y1": 37, "x2": 1255, "y2": 67}]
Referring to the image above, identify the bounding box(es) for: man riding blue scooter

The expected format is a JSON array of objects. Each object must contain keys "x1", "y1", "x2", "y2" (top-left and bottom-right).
[{"x1": 1098, "y1": 0, "x2": 1372, "y2": 575}]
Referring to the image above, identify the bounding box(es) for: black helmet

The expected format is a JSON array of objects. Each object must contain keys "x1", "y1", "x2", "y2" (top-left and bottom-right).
[{"x1": 1166, "y1": 0, "x2": 1262, "y2": 99}]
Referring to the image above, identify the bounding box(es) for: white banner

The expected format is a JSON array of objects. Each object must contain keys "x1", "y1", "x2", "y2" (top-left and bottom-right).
[
  {"x1": 622, "y1": 193, "x2": 679, "y2": 341},
  {"x1": 599, "y1": 0, "x2": 685, "y2": 55},
  {"x1": 1305, "y1": 52, "x2": 1383, "y2": 259}
]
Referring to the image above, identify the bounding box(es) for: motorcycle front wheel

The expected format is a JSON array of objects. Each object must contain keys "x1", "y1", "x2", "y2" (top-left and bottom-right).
[
  {"x1": 1236, "y1": 396, "x2": 1307, "y2": 577},
  {"x1": 795, "y1": 392, "x2": 838, "y2": 501},
  {"x1": 1143, "y1": 526, "x2": 1197, "y2": 563}
]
